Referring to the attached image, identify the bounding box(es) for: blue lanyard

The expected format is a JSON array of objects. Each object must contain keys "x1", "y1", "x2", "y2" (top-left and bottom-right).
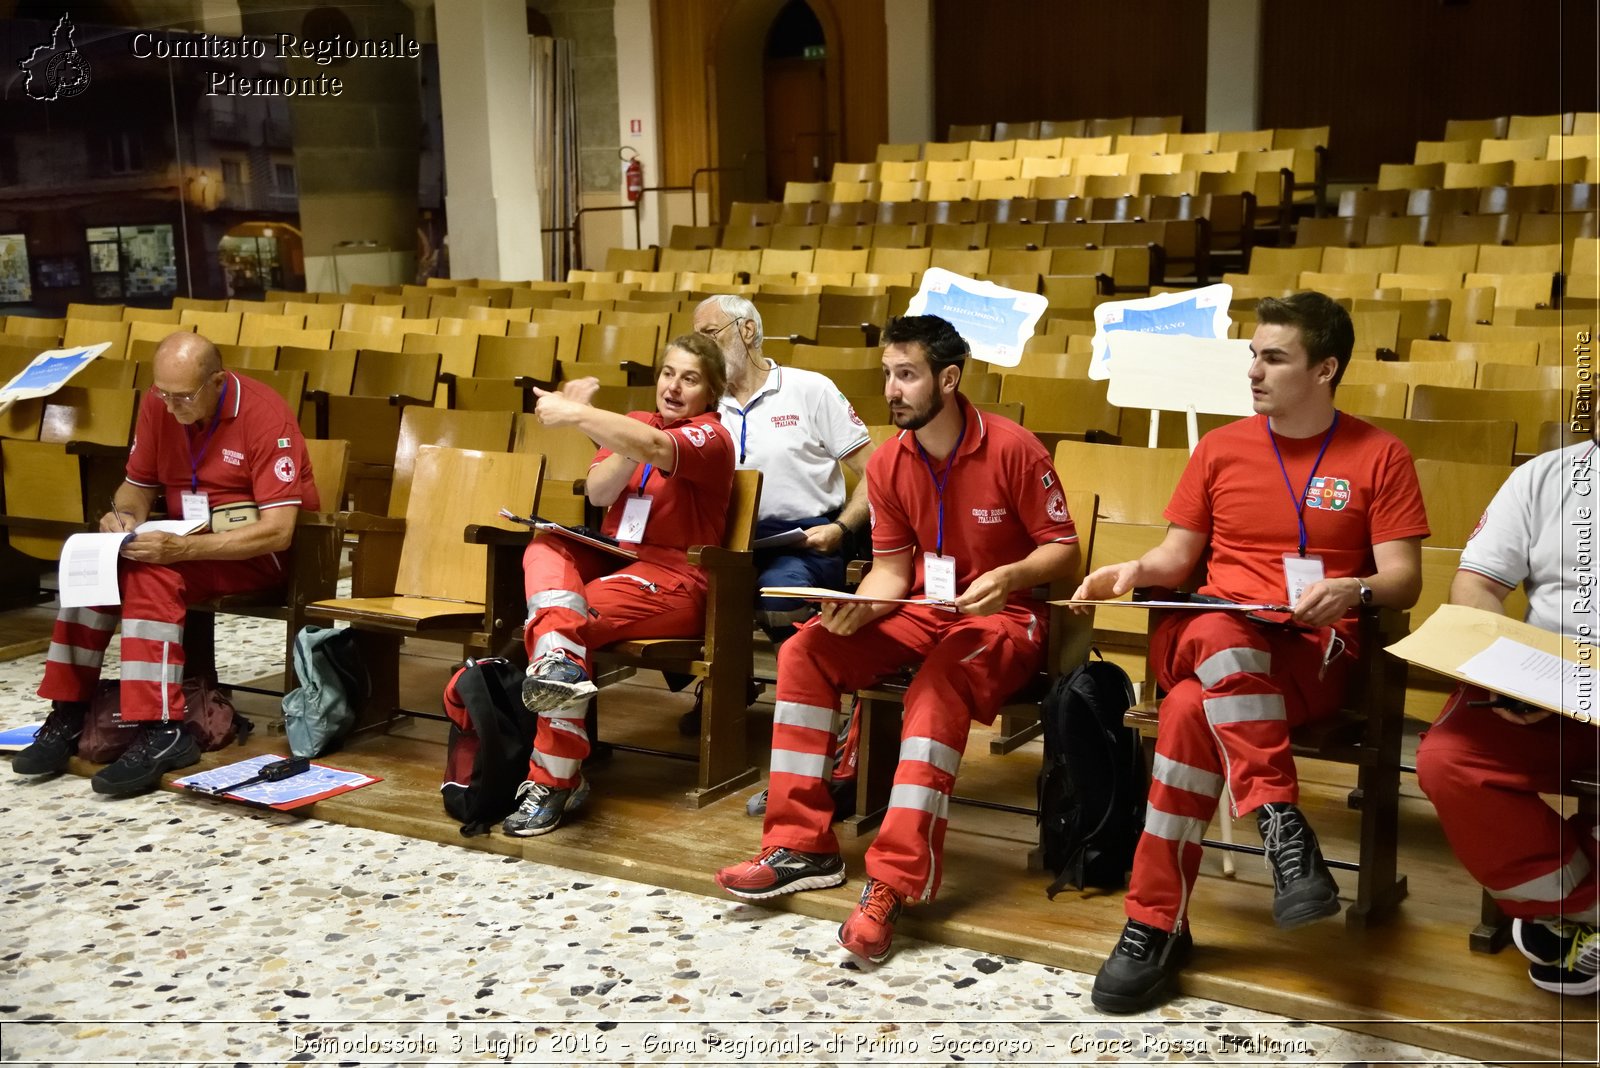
[
  {"x1": 914, "y1": 422, "x2": 966, "y2": 556},
  {"x1": 186, "y1": 377, "x2": 228, "y2": 493},
  {"x1": 1266, "y1": 411, "x2": 1339, "y2": 557},
  {"x1": 637, "y1": 463, "x2": 653, "y2": 497},
  {"x1": 729, "y1": 365, "x2": 777, "y2": 464}
]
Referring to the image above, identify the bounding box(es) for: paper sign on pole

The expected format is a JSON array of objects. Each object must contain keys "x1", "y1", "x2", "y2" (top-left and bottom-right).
[
  {"x1": 1090, "y1": 284, "x2": 1233, "y2": 380},
  {"x1": 906, "y1": 268, "x2": 1046, "y2": 367},
  {"x1": 1104, "y1": 332, "x2": 1256, "y2": 417},
  {"x1": 0, "y1": 343, "x2": 112, "y2": 409}
]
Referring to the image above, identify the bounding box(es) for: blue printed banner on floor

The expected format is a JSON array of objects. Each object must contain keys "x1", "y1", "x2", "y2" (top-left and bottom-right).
[
  {"x1": 0, "y1": 342, "x2": 111, "y2": 407},
  {"x1": 1090, "y1": 284, "x2": 1233, "y2": 380},
  {"x1": 906, "y1": 268, "x2": 1047, "y2": 366}
]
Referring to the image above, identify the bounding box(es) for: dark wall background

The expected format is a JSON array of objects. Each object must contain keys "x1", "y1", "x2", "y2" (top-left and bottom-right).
[
  {"x1": 932, "y1": 0, "x2": 1210, "y2": 138},
  {"x1": 1261, "y1": 0, "x2": 1600, "y2": 180},
  {"x1": 929, "y1": 0, "x2": 1599, "y2": 181}
]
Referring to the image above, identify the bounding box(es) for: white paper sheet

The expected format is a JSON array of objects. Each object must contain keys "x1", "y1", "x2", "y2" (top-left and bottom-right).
[
  {"x1": 57, "y1": 519, "x2": 207, "y2": 608},
  {"x1": 750, "y1": 528, "x2": 807, "y2": 550},
  {"x1": 759, "y1": 585, "x2": 957, "y2": 609},
  {"x1": 1457, "y1": 636, "x2": 1595, "y2": 716}
]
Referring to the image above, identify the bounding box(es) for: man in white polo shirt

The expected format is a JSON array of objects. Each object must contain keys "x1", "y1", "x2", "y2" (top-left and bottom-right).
[{"x1": 694, "y1": 295, "x2": 873, "y2": 641}]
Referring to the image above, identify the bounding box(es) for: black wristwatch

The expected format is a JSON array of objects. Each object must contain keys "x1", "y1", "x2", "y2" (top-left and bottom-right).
[{"x1": 1356, "y1": 578, "x2": 1373, "y2": 606}]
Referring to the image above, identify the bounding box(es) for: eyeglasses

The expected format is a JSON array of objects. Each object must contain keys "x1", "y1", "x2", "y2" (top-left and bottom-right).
[
  {"x1": 698, "y1": 317, "x2": 743, "y2": 339},
  {"x1": 151, "y1": 379, "x2": 214, "y2": 404}
]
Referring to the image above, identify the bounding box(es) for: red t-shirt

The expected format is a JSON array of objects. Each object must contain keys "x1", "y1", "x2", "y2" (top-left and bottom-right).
[
  {"x1": 126, "y1": 371, "x2": 319, "y2": 526},
  {"x1": 592, "y1": 410, "x2": 735, "y2": 581},
  {"x1": 1165, "y1": 413, "x2": 1429, "y2": 615},
  {"x1": 868, "y1": 397, "x2": 1078, "y2": 605}
]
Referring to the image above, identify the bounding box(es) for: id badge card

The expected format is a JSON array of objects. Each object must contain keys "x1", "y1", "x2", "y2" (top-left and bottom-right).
[
  {"x1": 924, "y1": 552, "x2": 958, "y2": 602},
  {"x1": 616, "y1": 495, "x2": 653, "y2": 544},
  {"x1": 180, "y1": 491, "x2": 211, "y2": 527},
  {"x1": 1282, "y1": 553, "x2": 1325, "y2": 608}
]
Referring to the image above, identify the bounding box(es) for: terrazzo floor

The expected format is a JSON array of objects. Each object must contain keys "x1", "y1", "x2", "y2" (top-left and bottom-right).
[{"x1": 0, "y1": 612, "x2": 1475, "y2": 1065}]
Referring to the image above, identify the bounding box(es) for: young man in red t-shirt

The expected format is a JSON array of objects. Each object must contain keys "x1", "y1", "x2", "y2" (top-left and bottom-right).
[
  {"x1": 17, "y1": 332, "x2": 317, "y2": 796},
  {"x1": 1073, "y1": 292, "x2": 1428, "y2": 1013},
  {"x1": 715, "y1": 315, "x2": 1080, "y2": 963}
]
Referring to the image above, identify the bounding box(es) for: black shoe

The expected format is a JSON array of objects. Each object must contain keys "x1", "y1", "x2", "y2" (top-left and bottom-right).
[
  {"x1": 1515, "y1": 916, "x2": 1572, "y2": 965},
  {"x1": 12, "y1": 701, "x2": 87, "y2": 776},
  {"x1": 1091, "y1": 919, "x2": 1194, "y2": 1013},
  {"x1": 501, "y1": 776, "x2": 590, "y2": 837},
  {"x1": 1256, "y1": 802, "x2": 1342, "y2": 929},
  {"x1": 90, "y1": 723, "x2": 200, "y2": 796},
  {"x1": 677, "y1": 678, "x2": 764, "y2": 736},
  {"x1": 1528, "y1": 922, "x2": 1600, "y2": 996}
]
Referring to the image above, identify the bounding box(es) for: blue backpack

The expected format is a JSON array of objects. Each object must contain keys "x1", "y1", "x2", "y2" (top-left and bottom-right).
[{"x1": 281, "y1": 625, "x2": 367, "y2": 758}]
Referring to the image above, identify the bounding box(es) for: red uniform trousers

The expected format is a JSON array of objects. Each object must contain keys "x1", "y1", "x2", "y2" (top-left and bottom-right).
[
  {"x1": 762, "y1": 602, "x2": 1045, "y2": 903},
  {"x1": 1416, "y1": 685, "x2": 1600, "y2": 923},
  {"x1": 521, "y1": 537, "x2": 705, "y2": 788},
  {"x1": 37, "y1": 556, "x2": 283, "y2": 723},
  {"x1": 1124, "y1": 611, "x2": 1348, "y2": 932}
]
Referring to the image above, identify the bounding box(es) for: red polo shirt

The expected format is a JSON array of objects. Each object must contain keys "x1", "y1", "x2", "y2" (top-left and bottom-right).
[
  {"x1": 126, "y1": 371, "x2": 318, "y2": 522},
  {"x1": 1166, "y1": 413, "x2": 1430, "y2": 613},
  {"x1": 867, "y1": 396, "x2": 1077, "y2": 604},
  {"x1": 593, "y1": 409, "x2": 735, "y2": 574}
]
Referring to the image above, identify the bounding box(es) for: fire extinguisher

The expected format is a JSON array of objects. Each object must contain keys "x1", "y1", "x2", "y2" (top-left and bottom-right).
[{"x1": 624, "y1": 150, "x2": 643, "y2": 203}]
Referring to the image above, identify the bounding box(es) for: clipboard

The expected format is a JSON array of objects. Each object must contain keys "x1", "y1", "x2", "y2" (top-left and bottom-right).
[
  {"x1": 499, "y1": 508, "x2": 639, "y2": 560},
  {"x1": 173, "y1": 753, "x2": 381, "y2": 810},
  {"x1": 760, "y1": 585, "x2": 958, "y2": 610},
  {"x1": 1386, "y1": 604, "x2": 1595, "y2": 723}
]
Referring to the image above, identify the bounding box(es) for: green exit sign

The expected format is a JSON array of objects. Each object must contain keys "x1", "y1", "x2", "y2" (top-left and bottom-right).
[{"x1": 802, "y1": 44, "x2": 825, "y2": 60}]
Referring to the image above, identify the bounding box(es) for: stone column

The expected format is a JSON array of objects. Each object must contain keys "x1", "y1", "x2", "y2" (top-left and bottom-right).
[{"x1": 436, "y1": 0, "x2": 544, "y2": 281}]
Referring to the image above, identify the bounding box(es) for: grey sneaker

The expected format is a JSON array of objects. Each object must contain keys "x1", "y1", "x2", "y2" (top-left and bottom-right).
[
  {"x1": 502, "y1": 776, "x2": 590, "y2": 837},
  {"x1": 521, "y1": 651, "x2": 597, "y2": 714},
  {"x1": 1257, "y1": 802, "x2": 1342, "y2": 928},
  {"x1": 90, "y1": 723, "x2": 200, "y2": 796}
]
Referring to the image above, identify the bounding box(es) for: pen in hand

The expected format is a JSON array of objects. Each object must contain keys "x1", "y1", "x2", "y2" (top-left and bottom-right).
[{"x1": 109, "y1": 497, "x2": 128, "y2": 532}]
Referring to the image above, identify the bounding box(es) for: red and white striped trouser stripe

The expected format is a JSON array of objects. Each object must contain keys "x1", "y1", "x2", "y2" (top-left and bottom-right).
[
  {"x1": 38, "y1": 556, "x2": 281, "y2": 723},
  {"x1": 1124, "y1": 611, "x2": 1346, "y2": 932},
  {"x1": 761, "y1": 602, "x2": 1044, "y2": 903},
  {"x1": 1418, "y1": 684, "x2": 1600, "y2": 923},
  {"x1": 520, "y1": 537, "x2": 704, "y2": 789}
]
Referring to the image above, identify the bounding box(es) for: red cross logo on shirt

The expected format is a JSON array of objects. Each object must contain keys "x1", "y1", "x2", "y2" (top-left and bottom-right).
[{"x1": 1304, "y1": 476, "x2": 1351, "y2": 511}]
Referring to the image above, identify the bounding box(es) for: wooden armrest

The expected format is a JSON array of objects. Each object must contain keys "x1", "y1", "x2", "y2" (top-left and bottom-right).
[
  {"x1": 465, "y1": 523, "x2": 529, "y2": 547},
  {"x1": 389, "y1": 393, "x2": 431, "y2": 407},
  {"x1": 688, "y1": 544, "x2": 753, "y2": 570},
  {"x1": 341, "y1": 511, "x2": 406, "y2": 534},
  {"x1": 0, "y1": 514, "x2": 93, "y2": 535},
  {"x1": 62, "y1": 441, "x2": 126, "y2": 459},
  {"x1": 846, "y1": 558, "x2": 869, "y2": 584},
  {"x1": 570, "y1": 480, "x2": 586, "y2": 496},
  {"x1": 295, "y1": 510, "x2": 345, "y2": 528},
  {"x1": 436, "y1": 371, "x2": 458, "y2": 385}
]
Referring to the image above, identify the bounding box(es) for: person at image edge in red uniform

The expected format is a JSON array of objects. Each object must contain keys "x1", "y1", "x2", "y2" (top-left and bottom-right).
[
  {"x1": 715, "y1": 314, "x2": 1081, "y2": 965},
  {"x1": 15, "y1": 331, "x2": 318, "y2": 796},
  {"x1": 1072, "y1": 291, "x2": 1428, "y2": 1013},
  {"x1": 496, "y1": 331, "x2": 735, "y2": 838}
]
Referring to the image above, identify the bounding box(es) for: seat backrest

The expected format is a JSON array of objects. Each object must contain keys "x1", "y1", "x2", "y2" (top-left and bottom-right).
[
  {"x1": 1052, "y1": 440, "x2": 1186, "y2": 525},
  {"x1": 68, "y1": 359, "x2": 137, "y2": 390},
  {"x1": 62, "y1": 319, "x2": 131, "y2": 359},
  {"x1": 389, "y1": 408, "x2": 517, "y2": 517},
  {"x1": 511, "y1": 415, "x2": 598, "y2": 480},
  {"x1": 1414, "y1": 458, "x2": 1515, "y2": 549},
  {"x1": 351, "y1": 349, "x2": 440, "y2": 402},
  {"x1": 304, "y1": 437, "x2": 351, "y2": 512},
  {"x1": 277, "y1": 347, "x2": 357, "y2": 394},
  {"x1": 1364, "y1": 414, "x2": 1516, "y2": 465},
  {"x1": 1410, "y1": 384, "x2": 1572, "y2": 454},
  {"x1": 395, "y1": 447, "x2": 544, "y2": 603},
  {"x1": 237, "y1": 367, "x2": 307, "y2": 415},
  {"x1": 39, "y1": 386, "x2": 138, "y2": 447}
]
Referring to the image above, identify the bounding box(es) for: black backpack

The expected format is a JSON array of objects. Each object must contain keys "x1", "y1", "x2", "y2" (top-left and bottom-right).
[
  {"x1": 441, "y1": 657, "x2": 536, "y2": 837},
  {"x1": 1036, "y1": 654, "x2": 1146, "y2": 898}
]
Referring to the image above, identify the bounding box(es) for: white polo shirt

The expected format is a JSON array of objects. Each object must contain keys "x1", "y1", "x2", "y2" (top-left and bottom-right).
[
  {"x1": 1460, "y1": 441, "x2": 1597, "y2": 638},
  {"x1": 718, "y1": 362, "x2": 871, "y2": 522}
]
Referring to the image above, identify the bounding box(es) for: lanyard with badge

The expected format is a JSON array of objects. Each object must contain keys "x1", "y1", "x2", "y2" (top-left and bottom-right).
[
  {"x1": 181, "y1": 378, "x2": 228, "y2": 526},
  {"x1": 1267, "y1": 411, "x2": 1339, "y2": 608},
  {"x1": 915, "y1": 423, "x2": 965, "y2": 602},
  {"x1": 615, "y1": 462, "x2": 655, "y2": 544}
]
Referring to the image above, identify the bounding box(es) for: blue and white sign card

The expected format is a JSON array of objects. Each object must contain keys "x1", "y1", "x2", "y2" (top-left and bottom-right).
[
  {"x1": 906, "y1": 268, "x2": 1047, "y2": 367},
  {"x1": 0, "y1": 342, "x2": 112, "y2": 406},
  {"x1": 1090, "y1": 284, "x2": 1232, "y2": 380}
]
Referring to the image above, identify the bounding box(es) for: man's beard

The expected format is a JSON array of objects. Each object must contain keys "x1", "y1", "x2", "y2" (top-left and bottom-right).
[{"x1": 891, "y1": 389, "x2": 944, "y2": 431}]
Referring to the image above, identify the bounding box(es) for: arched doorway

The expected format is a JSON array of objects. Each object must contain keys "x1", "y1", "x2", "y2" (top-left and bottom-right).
[
  {"x1": 762, "y1": 1, "x2": 831, "y2": 200},
  {"x1": 217, "y1": 221, "x2": 303, "y2": 297},
  {"x1": 712, "y1": 0, "x2": 842, "y2": 215}
]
